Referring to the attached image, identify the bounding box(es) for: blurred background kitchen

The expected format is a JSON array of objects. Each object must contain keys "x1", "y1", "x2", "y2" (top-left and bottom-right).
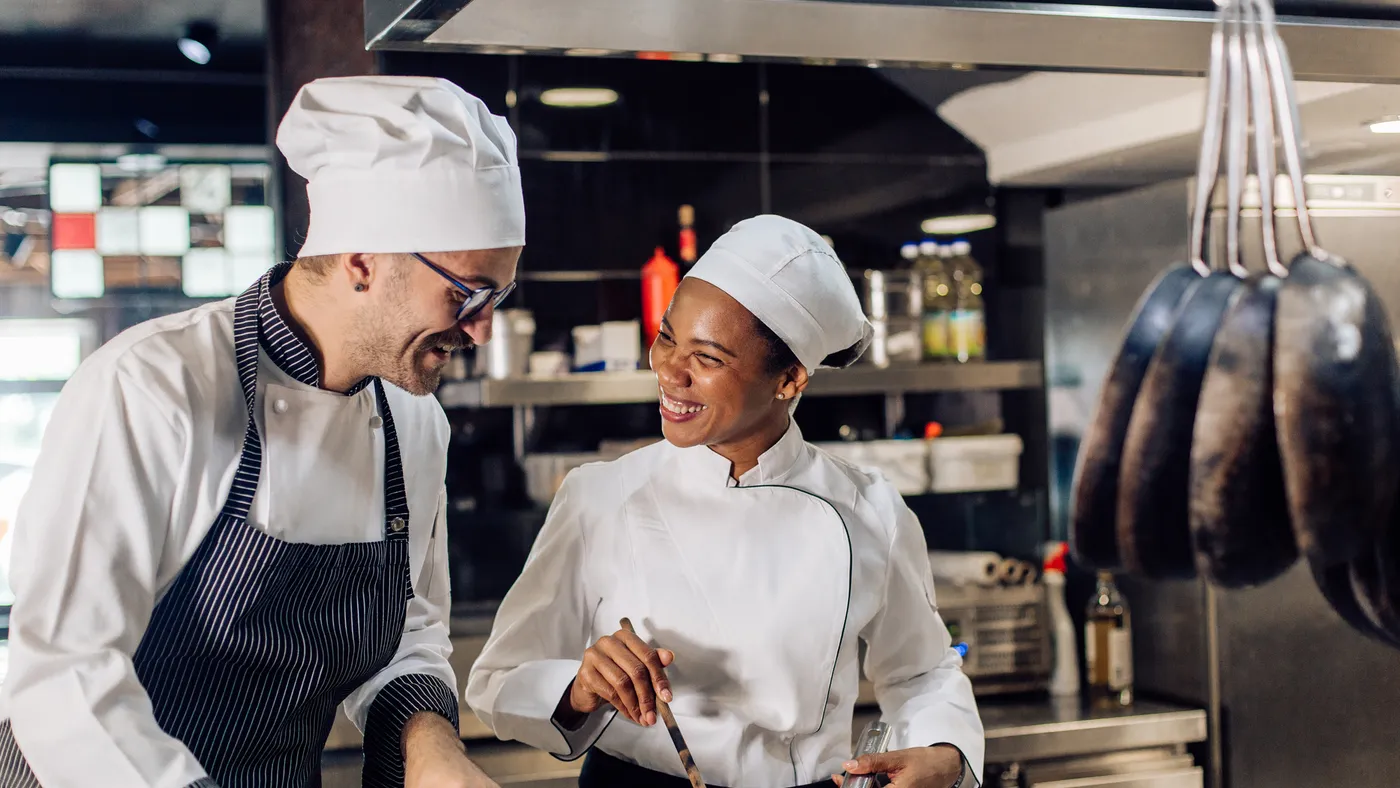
[{"x1": 5, "y1": 0, "x2": 1400, "y2": 786}]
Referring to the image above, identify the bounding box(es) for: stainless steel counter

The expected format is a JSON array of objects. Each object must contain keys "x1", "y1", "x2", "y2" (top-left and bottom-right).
[
  {"x1": 323, "y1": 696, "x2": 1205, "y2": 788},
  {"x1": 323, "y1": 623, "x2": 1205, "y2": 785}
]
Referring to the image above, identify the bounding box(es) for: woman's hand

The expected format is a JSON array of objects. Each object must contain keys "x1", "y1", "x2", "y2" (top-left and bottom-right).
[
  {"x1": 834, "y1": 744, "x2": 966, "y2": 788},
  {"x1": 568, "y1": 628, "x2": 675, "y2": 726}
]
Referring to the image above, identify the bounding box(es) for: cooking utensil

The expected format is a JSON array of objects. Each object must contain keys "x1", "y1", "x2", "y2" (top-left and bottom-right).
[
  {"x1": 1116, "y1": 0, "x2": 1247, "y2": 580},
  {"x1": 618, "y1": 618, "x2": 706, "y2": 788},
  {"x1": 1188, "y1": 0, "x2": 1296, "y2": 588},
  {"x1": 1066, "y1": 5, "x2": 1227, "y2": 571},
  {"x1": 842, "y1": 721, "x2": 892, "y2": 788},
  {"x1": 1261, "y1": 0, "x2": 1400, "y2": 571}
]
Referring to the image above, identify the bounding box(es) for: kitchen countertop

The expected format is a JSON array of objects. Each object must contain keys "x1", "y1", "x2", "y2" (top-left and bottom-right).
[{"x1": 322, "y1": 696, "x2": 1206, "y2": 787}]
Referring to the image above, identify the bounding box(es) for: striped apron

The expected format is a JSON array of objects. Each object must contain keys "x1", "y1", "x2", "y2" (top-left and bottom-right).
[{"x1": 0, "y1": 279, "x2": 415, "y2": 787}]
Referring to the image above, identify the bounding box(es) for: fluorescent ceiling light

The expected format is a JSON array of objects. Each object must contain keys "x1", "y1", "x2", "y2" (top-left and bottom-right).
[
  {"x1": 117, "y1": 153, "x2": 167, "y2": 172},
  {"x1": 921, "y1": 213, "x2": 997, "y2": 235},
  {"x1": 1368, "y1": 116, "x2": 1400, "y2": 134},
  {"x1": 540, "y1": 88, "x2": 619, "y2": 108}
]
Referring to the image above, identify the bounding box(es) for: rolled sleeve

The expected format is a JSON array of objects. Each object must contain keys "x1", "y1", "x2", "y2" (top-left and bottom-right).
[{"x1": 361, "y1": 673, "x2": 461, "y2": 788}]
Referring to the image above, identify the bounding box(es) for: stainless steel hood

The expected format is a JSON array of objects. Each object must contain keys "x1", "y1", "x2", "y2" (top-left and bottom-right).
[{"x1": 364, "y1": 0, "x2": 1400, "y2": 82}]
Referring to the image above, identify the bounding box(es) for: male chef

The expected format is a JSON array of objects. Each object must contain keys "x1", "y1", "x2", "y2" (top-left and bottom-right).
[{"x1": 0, "y1": 76, "x2": 522, "y2": 788}]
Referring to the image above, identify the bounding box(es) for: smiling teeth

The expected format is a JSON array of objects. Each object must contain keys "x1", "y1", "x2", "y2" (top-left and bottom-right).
[{"x1": 660, "y1": 390, "x2": 707, "y2": 414}]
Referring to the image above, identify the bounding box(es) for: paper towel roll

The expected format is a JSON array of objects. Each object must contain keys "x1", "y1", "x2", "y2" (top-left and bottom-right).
[
  {"x1": 928, "y1": 551, "x2": 1002, "y2": 586},
  {"x1": 996, "y1": 558, "x2": 1034, "y2": 586}
]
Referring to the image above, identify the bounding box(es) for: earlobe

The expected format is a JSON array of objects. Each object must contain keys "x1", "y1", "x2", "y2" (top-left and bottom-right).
[{"x1": 345, "y1": 252, "x2": 374, "y2": 291}]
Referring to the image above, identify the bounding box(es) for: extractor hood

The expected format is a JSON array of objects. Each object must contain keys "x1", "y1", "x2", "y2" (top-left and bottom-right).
[{"x1": 364, "y1": 0, "x2": 1400, "y2": 82}]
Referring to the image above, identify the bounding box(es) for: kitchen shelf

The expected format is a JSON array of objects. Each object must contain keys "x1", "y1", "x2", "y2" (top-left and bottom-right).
[{"x1": 436, "y1": 360, "x2": 1043, "y2": 408}]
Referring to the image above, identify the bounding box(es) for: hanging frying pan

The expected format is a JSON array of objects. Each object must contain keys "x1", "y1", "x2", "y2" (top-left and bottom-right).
[
  {"x1": 1116, "y1": 1, "x2": 1248, "y2": 581},
  {"x1": 1188, "y1": 0, "x2": 1296, "y2": 588},
  {"x1": 1262, "y1": 0, "x2": 1400, "y2": 571},
  {"x1": 1066, "y1": 9, "x2": 1226, "y2": 571}
]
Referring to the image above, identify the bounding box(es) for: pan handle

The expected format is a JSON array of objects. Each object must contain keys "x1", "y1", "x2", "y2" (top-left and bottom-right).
[
  {"x1": 1252, "y1": 0, "x2": 1330, "y2": 262},
  {"x1": 1243, "y1": 0, "x2": 1286, "y2": 277},
  {"x1": 1224, "y1": 0, "x2": 1250, "y2": 279},
  {"x1": 1187, "y1": 0, "x2": 1231, "y2": 277}
]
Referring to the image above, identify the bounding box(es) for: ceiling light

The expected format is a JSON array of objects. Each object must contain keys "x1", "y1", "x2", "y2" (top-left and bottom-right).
[
  {"x1": 1368, "y1": 116, "x2": 1400, "y2": 134},
  {"x1": 178, "y1": 21, "x2": 218, "y2": 65},
  {"x1": 921, "y1": 213, "x2": 997, "y2": 235},
  {"x1": 539, "y1": 88, "x2": 619, "y2": 108},
  {"x1": 117, "y1": 153, "x2": 167, "y2": 172}
]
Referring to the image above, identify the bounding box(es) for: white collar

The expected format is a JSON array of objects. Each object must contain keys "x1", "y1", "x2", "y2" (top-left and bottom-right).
[{"x1": 673, "y1": 419, "x2": 809, "y2": 489}]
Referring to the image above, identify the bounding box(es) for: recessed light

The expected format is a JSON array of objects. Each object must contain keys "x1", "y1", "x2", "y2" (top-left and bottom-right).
[
  {"x1": 539, "y1": 88, "x2": 619, "y2": 108},
  {"x1": 178, "y1": 21, "x2": 218, "y2": 65},
  {"x1": 1368, "y1": 116, "x2": 1400, "y2": 134},
  {"x1": 921, "y1": 213, "x2": 997, "y2": 235}
]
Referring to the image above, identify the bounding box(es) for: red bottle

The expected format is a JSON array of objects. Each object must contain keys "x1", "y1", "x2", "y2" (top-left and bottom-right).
[{"x1": 642, "y1": 246, "x2": 680, "y2": 348}]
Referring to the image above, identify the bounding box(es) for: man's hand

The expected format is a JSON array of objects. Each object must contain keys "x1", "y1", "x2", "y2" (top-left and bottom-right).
[
  {"x1": 402, "y1": 712, "x2": 500, "y2": 788},
  {"x1": 568, "y1": 628, "x2": 675, "y2": 727},
  {"x1": 833, "y1": 744, "x2": 966, "y2": 788}
]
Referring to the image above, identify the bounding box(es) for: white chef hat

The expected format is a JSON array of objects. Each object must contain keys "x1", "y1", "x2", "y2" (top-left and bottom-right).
[
  {"x1": 685, "y1": 215, "x2": 872, "y2": 372},
  {"x1": 275, "y1": 75, "x2": 525, "y2": 258}
]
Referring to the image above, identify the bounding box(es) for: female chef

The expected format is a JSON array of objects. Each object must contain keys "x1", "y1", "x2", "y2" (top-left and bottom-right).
[
  {"x1": 467, "y1": 215, "x2": 984, "y2": 788},
  {"x1": 0, "y1": 77, "x2": 522, "y2": 788}
]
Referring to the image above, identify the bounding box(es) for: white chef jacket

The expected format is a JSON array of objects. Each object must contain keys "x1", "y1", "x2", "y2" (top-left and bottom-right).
[
  {"x1": 467, "y1": 421, "x2": 985, "y2": 787},
  {"x1": 0, "y1": 291, "x2": 457, "y2": 787}
]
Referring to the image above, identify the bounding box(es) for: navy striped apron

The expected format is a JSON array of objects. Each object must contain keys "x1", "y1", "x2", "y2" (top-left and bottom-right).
[{"x1": 0, "y1": 279, "x2": 416, "y2": 788}]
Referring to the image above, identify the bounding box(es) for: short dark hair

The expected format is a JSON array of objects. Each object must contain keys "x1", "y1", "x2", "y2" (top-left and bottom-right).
[{"x1": 752, "y1": 315, "x2": 865, "y2": 374}]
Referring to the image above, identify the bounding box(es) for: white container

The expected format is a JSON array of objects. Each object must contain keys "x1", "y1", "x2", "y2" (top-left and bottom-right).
[
  {"x1": 601, "y1": 320, "x2": 642, "y2": 371},
  {"x1": 816, "y1": 440, "x2": 930, "y2": 495},
  {"x1": 928, "y1": 434, "x2": 1023, "y2": 493},
  {"x1": 813, "y1": 441, "x2": 869, "y2": 468},
  {"x1": 571, "y1": 325, "x2": 604, "y2": 371},
  {"x1": 865, "y1": 439, "x2": 932, "y2": 494},
  {"x1": 528, "y1": 350, "x2": 571, "y2": 378}
]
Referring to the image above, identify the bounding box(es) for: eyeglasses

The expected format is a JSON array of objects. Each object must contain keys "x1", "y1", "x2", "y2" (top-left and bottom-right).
[{"x1": 411, "y1": 252, "x2": 516, "y2": 322}]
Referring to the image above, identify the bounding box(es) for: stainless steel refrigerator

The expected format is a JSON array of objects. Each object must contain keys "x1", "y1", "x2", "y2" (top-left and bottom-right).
[{"x1": 1044, "y1": 174, "x2": 1400, "y2": 788}]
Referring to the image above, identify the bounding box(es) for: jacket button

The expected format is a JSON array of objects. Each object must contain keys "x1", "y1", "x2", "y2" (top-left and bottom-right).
[
  {"x1": 390, "y1": 517, "x2": 406, "y2": 532},
  {"x1": 369, "y1": 415, "x2": 384, "y2": 430},
  {"x1": 273, "y1": 399, "x2": 288, "y2": 414}
]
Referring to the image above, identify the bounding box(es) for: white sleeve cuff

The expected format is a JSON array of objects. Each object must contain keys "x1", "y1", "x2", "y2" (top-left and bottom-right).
[{"x1": 487, "y1": 659, "x2": 617, "y2": 759}]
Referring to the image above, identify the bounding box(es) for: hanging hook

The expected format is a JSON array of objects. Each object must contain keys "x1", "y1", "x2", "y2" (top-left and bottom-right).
[{"x1": 1188, "y1": 0, "x2": 1232, "y2": 277}]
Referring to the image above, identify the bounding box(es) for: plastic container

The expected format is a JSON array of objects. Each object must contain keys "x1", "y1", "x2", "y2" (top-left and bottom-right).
[
  {"x1": 601, "y1": 320, "x2": 642, "y2": 371},
  {"x1": 572, "y1": 325, "x2": 605, "y2": 372},
  {"x1": 816, "y1": 440, "x2": 929, "y2": 495},
  {"x1": 928, "y1": 433, "x2": 1023, "y2": 493},
  {"x1": 1043, "y1": 541, "x2": 1081, "y2": 697}
]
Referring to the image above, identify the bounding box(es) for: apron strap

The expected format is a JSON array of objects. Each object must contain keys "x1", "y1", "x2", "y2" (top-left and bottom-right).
[{"x1": 223, "y1": 272, "x2": 416, "y2": 598}]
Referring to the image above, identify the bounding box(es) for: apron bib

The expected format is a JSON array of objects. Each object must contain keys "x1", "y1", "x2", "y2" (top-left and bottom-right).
[{"x1": 0, "y1": 279, "x2": 414, "y2": 788}]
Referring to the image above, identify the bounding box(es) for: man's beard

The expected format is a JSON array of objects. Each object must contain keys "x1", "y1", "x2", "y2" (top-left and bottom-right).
[{"x1": 348, "y1": 310, "x2": 470, "y2": 396}]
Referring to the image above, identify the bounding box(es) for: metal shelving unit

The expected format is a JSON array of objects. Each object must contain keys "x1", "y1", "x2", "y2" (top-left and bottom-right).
[{"x1": 438, "y1": 360, "x2": 1042, "y2": 408}]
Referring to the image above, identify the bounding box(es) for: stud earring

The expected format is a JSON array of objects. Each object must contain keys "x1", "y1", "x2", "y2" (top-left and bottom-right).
[
  {"x1": 354, "y1": 284, "x2": 367, "y2": 292},
  {"x1": 777, "y1": 393, "x2": 787, "y2": 400}
]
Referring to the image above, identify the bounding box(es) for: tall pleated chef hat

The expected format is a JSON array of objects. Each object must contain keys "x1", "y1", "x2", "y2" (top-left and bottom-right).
[
  {"x1": 685, "y1": 214, "x2": 873, "y2": 372},
  {"x1": 275, "y1": 75, "x2": 525, "y2": 258}
]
